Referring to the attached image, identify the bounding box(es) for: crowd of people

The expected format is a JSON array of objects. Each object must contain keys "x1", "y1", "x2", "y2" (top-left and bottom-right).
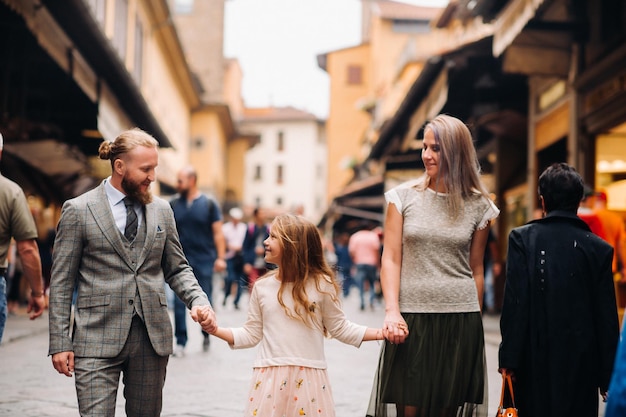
[{"x1": 4, "y1": 115, "x2": 626, "y2": 416}]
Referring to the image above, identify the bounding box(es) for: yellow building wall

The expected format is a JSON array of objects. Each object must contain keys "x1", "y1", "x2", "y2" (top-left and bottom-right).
[
  {"x1": 369, "y1": 17, "x2": 421, "y2": 119},
  {"x1": 223, "y1": 59, "x2": 245, "y2": 120},
  {"x1": 143, "y1": 31, "x2": 191, "y2": 158},
  {"x1": 96, "y1": 0, "x2": 197, "y2": 189},
  {"x1": 369, "y1": 18, "x2": 403, "y2": 99},
  {"x1": 225, "y1": 137, "x2": 249, "y2": 204},
  {"x1": 190, "y1": 110, "x2": 228, "y2": 199},
  {"x1": 91, "y1": 0, "x2": 238, "y2": 199},
  {"x1": 380, "y1": 62, "x2": 424, "y2": 121},
  {"x1": 325, "y1": 44, "x2": 371, "y2": 203}
]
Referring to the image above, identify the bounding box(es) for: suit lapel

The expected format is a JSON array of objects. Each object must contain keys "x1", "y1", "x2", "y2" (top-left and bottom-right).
[{"x1": 88, "y1": 184, "x2": 135, "y2": 269}]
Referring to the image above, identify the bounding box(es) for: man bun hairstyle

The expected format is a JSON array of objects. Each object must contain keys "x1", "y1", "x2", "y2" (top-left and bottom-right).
[{"x1": 98, "y1": 128, "x2": 159, "y2": 167}]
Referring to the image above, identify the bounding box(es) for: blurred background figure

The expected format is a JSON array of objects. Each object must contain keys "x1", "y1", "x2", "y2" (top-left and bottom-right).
[
  {"x1": 242, "y1": 207, "x2": 270, "y2": 289},
  {"x1": 348, "y1": 222, "x2": 381, "y2": 311},
  {"x1": 322, "y1": 234, "x2": 338, "y2": 269},
  {"x1": 578, "y1": 186, "x2": 605, "y2": 239},
  {"x1": 483, "y1": 228, "x2": 501, "y2": 315},
  {"x1": 334, "y1": 231, "x2": 354, "y2": 297},
  {"x1": 594, "y1": 191, "x2": 626, "y2": 280},
  {"x1": 170, "y1": 166, "x2": 227, "y2": 355},
  {"x1": 222, "y1": 207, "x2": 247, "y2": 310}
]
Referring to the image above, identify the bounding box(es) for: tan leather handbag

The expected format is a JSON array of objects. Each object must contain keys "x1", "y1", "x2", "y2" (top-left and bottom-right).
[{"x1": 497, "y1": 372, "x2": 518, "y2": 417}]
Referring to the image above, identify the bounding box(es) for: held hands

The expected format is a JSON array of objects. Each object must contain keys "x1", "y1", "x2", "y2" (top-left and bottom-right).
[
  {"x1": 190, "y1": 305, "x2": 217, "y2": 334},
  {"x1": 383, "y1": 311, "x2": 409, "y2": 344}
]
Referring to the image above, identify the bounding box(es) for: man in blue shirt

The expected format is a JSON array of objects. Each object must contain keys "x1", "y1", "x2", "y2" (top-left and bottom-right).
[{"x1": 170, "y1": 166, "x2": 226, "y2": 355}]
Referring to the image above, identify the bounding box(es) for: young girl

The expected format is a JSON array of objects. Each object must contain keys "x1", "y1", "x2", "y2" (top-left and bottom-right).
[{"x1": 197, "y1": 214, "x2": 391, "y2": 416}]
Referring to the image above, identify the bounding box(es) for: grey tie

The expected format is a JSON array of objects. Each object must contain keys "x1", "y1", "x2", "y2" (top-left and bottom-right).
[{"x1": 123, "y1": 197, "x2": 138, "y2": 241}]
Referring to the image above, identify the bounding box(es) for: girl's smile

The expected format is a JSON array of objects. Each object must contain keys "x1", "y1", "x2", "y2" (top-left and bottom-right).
[{"x1": 264, "y1": 232, "x2": 282, "y2": 265}]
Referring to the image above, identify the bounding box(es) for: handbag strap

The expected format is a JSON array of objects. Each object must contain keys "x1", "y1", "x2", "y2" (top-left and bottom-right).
[{"x1": 499, "y1": 372, "x2": 516, "y2": 408}]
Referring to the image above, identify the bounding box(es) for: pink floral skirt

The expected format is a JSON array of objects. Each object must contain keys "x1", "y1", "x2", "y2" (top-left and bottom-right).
[{"x1": 244, "y1": 365, "x2": 335, "y2": 417}]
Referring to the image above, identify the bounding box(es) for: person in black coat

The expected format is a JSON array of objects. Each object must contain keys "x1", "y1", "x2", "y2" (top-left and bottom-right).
[
  {"x1": 499, "y1": 162, "x2": 619, "y2": 417},
  {"x1": 242, "y1": 207, "x2": 271, "y2": 288}
]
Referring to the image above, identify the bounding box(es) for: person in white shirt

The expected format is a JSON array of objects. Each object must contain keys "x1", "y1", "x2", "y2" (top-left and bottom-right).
[
  {"x1": 221, "y1": 207, "x2": 248, "y2": 309},
  {"x1": 196, "y1": 214, "x2": 394, "y2": 416}
]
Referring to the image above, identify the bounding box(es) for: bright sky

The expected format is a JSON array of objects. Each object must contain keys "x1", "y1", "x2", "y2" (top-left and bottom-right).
[{"x1": 224, "y1": 0, "x2": 449, "y2": 119}]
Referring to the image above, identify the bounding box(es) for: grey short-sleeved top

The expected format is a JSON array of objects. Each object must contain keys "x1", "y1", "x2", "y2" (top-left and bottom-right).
[
  {"x1": 385, "y1": 183, "x2": 499, "y2": 313},
  {"x1": 0, "y1": 174, "x2": 38, "y2": 268}
]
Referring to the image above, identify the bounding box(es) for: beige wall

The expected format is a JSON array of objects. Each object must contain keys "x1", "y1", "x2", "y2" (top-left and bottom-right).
[
  {"x1": 84, "y1": 0, "x2": 201, "y2": 189},
  {"x1": 325, "y1": 9, "x2": 448, "y2": 204},
  {"x1": 223, "y1": 59, "x2": 245, "y2": 120},
  {"x1": 225, "y1": 136, "x2": 249, "y2": 204},
  {"x1": 369, "y1": 18, "x2": 418, "y2": 114},
  {"x1": 379, "y1": 61, "x2": 424, "y2": 122},
  {"x1": 190, "y1": 110, "x2": 228, "y2": 199},
  {"x1": 325, "y1": 44, "x2": 371, "y2": 203},
  {"x1": 169, "y1": 0, "x2": 225, "y2": 103}
]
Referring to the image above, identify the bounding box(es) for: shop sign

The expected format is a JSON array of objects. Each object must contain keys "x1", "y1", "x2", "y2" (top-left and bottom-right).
[
  {"x1": 538, "y1": 80, "x2": 566, "y2": 111},
  {"x1": 583, "y1": 72, "x2": 626, "y2": 116}
]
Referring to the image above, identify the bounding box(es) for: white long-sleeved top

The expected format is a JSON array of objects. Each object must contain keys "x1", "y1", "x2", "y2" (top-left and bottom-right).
[{"x1": 230, "y1": 273, "x2": 367, "y2": 369}]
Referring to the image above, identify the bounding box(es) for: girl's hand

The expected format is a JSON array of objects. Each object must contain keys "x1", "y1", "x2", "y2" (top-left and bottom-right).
[{"x1": 382, "y1": 311, "x2": 408, "y2": 344}]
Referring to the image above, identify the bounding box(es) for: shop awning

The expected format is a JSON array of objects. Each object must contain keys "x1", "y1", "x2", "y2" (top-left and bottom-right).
[
  {"x1": 319, "y1": 175, "x2": 385, "y2": 232},
  {"x1": 40, "y1": 0, "x2": 178, "y2": 148},
  {"x1": 492, "y1": 0, "x2": 545, "y2": 57},
  {"x1": 2, "y1": 139, "x2": 99, "y2": 203},
  {"x1": 370, "y1": 57, "x2": 446, "y2": 161}
]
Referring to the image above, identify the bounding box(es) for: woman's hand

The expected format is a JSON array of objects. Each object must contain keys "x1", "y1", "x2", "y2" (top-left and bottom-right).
[{"x1": 383, "y1": 311, "x2": 409, "y2": 344}]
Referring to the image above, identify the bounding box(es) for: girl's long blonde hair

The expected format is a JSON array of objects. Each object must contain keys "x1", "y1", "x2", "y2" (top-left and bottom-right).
[
  {"x1": 268, "y1": 214, "x2": 340, "y2": 334},
  {"x1": 418, "y1": 114, "x2": 490, "y2": 217}
]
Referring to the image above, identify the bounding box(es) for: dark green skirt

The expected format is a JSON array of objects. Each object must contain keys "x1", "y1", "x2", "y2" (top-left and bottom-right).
[{"x1": 366, "y1": 312, "x2": 488, "y2": 417}]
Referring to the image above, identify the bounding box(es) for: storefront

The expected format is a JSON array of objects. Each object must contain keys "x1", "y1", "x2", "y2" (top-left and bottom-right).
[{"x1": 577, "y1": 43, "x2": 626, "y2": 212}]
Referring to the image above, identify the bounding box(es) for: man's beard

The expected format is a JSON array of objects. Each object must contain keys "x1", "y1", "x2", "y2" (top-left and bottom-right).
[{"x1": 122, "y1": 176, "x2": 153, "y2": 205}]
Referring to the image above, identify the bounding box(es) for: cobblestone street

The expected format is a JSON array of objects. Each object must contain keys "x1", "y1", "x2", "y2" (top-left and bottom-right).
[{"x1": 0, "y1": 288, "x2": 605, "y2": 416}]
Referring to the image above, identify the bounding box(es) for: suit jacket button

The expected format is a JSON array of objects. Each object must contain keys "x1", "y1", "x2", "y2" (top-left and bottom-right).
[{"x1": 129, "y1": 300, "x2": 134, "y2": 305}]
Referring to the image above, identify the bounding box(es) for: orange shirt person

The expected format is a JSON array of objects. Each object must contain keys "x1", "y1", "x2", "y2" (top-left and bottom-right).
[
  {"x1": 594, "y1": 191, "x2": 626, "y2": 279},
  {"x1": 578, "y1": 187, "x2": 606, "y2": 239}
]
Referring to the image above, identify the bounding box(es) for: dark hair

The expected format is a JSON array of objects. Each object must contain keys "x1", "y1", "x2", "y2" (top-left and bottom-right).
[{"x1": 538, "y1": 163, "x2": 583, "y2": 213}]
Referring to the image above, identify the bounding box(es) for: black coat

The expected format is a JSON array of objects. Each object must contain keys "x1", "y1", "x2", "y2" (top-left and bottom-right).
[{"x1": 499, "y1": 210, "x2": 619, "y2": 417}]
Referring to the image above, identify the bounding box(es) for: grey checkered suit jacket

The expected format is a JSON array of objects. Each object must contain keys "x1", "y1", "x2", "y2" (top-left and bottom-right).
[{"x1": 48, "y1": 182, "x2": 209, "y2": 357}]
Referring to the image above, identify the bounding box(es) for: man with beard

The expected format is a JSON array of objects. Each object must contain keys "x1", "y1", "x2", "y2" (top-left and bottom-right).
[
  {"x1": 169, "y1": 166, "x2": 226, "y2": 355},
  {"x1": 48, "y1": 128, "x2": 217, "y2": 417}
]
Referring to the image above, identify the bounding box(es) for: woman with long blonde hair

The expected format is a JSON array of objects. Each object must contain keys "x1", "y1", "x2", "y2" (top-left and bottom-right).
[{"x1": 367, "y1": 114, "x2": 499, "y2": 417}]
